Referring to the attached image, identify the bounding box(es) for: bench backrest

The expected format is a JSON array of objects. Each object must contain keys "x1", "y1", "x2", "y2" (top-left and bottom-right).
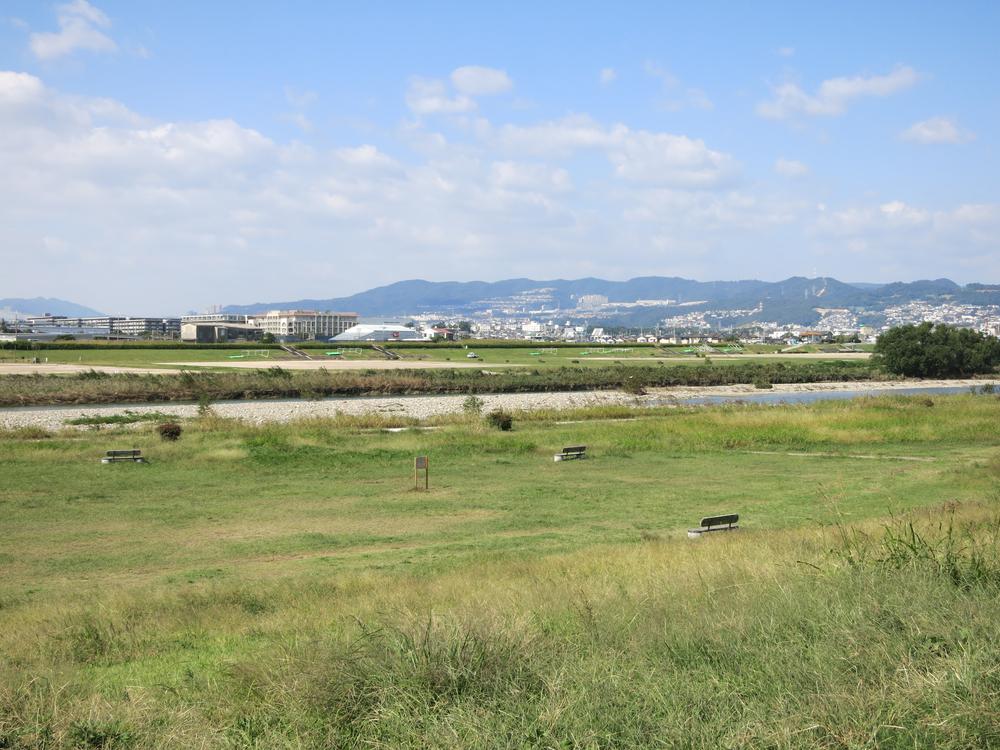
[
  {"x1": 700, "y1": 513, "x2": 739, "y2": 528},
  {"x1": 106, "y1": 449, "x2": 141, "y2": 457},
  {"x1": 562, "y1": 445, "x2": 587, "y2": 454}
]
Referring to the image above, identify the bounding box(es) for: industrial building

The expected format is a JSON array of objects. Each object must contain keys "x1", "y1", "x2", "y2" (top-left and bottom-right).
[{"x1": 247, "y1": 310, "x2": 358, "y2": 340}]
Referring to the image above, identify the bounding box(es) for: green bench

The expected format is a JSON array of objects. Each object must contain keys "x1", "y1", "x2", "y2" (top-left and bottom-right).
[
  {"x1": 101, "y1": 449, "x2": 146, "y2": 464},
  {"x1": 554, "y1": 445, "x2": 587, "y2": 462},
  {"x1": 687, "y1": 513, "x2": 739, "y2": 538}
]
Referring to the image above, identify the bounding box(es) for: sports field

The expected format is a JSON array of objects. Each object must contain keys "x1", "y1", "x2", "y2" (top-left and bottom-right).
[{"x1": 1, "y1": 394, "x2": 998, "y2": 747}]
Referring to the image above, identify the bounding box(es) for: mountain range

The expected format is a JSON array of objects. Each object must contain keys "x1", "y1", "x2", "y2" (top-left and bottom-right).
[
  {"x1": 0, "y1": 297, "x2": 104, "y2": 319},
  {"x1": 223, "y1": 277, "x2": 1000, "y2": 326}
]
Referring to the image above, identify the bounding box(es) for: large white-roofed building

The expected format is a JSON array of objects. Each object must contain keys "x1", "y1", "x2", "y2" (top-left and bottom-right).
[{"x1": 332, "y1": 323, "x2": 427, "y2": 342}]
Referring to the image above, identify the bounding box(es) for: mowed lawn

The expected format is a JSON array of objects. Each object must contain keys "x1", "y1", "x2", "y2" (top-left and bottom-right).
[{"x1": 1, "y1": 395, "x2": 999, "y2": 748}]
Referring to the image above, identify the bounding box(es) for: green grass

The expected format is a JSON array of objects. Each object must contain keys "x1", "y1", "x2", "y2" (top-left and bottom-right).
[
  {"x1": 0, "y1": 342, "x2": 870, "y2": 370},
  {"x1": 0, "y1": 346, "x2": 285, "y2": 368},
  {"x1": 64, "y1": 410, "x2": 180, "y2": 426},
  {"x1": 1, "y1": 395, "x2": 999, "y2": 747}
]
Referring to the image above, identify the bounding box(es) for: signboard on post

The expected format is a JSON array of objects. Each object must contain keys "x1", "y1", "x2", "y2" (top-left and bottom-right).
[{"x1": 414, "y1": 456, "x2": 429, "y2": 491}]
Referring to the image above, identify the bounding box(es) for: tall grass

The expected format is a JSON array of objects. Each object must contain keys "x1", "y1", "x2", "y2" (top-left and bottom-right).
[{"x1": 1, "y1": 503, "x2": 999, "y2": 747}]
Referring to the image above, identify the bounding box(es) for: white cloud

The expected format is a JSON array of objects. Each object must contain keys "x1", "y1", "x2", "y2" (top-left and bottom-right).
[
  {"x1": 900, "y1": 116, "x2": 974, "y2": 144},
  {"x1": 30, "y1": 0, "x2": 117, "y2": 61},
  {"x1": 450, "y1": 66, "x2": 512, "y2": 96},
  {"x1": 491, "y1": 161, "x2": 572, "y2": 192},
  {"x1": 284, "y1": 86, "x2": 317, "y2": 109},
  {"x1": 643, "y1": 60, "x2": 713, "y2": 111},
  {"x1": 879, "y1": 200, "x2": 929, "y2": 225},
  {"x1": 774, "y1": 158, "x2": 809, "y2": 177},
  {"x1": 0, "y1": 70, "x2": 45, "y2": 103},
  {"x1": 282, "y1": 112, "x2": 313, "y2": 132},
  {"x1": 599, "y1": 67, "x2": 617, "y2": 85},
  {"x1": 608, "y1": 132, "x2": 735, "y2": 187},
  {"x1": 282, "y1": 86, "x2": 317, "y2": 132},
  {"x1": 757, "y1": 65, "x2": 919, "y2": 119},
  {"x1": 405, "y1": 77, "x2": 475, "y2": 115},
  {"x1": 334, "y1": 144, "x2": 400, "y2": 171},
  {"x1": 492, "y1": 115, "x2": 735, "y2": 188},
  {"x1": 777, "y1": 47, "x2": 795, "y2": 57}
]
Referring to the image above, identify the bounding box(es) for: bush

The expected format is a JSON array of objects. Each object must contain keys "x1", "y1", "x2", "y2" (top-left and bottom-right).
[
  {"x1": 462, "y1": 394, "x2": 484, "y2": 416},
  {"x1": 753, "y1": 378, "x2": 773, "y2": 390},
  {"x1": 874, "y1": 323, "x2": 1000, "y2": 378},
  {"x1": 197, "y1": 394, "x2": 215, "y2": 418},
  {"x1": 157, "y1": 422, "x2": 182, "y2": 441},
  {"x1": 621, "y1": 379, "x2": 646, "y2": 395},
  {"x1": 485, "y1": 409, "x2": 513, "y2": 431}
]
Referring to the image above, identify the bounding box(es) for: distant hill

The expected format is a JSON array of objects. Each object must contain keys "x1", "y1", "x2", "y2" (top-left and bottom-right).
[
  {"x1": 0, "y1": 297, "x2": 104, "y2": 319},
  {"x1": 223, "y1": 276, "x2": 1000, "y2": 326}
]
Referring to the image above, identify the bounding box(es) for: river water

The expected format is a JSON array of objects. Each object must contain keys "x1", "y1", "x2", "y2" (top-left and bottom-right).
[{"x1": 662, "y1": 384, "x2": 994, "y2": 407}]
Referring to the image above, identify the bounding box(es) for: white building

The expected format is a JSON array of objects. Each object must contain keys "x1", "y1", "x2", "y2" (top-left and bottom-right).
[
  {"x1": 332, "y1": 323, "x2": 426, "y2": 342},
  {"x1": 248, "y1": 310, "x2": 358, "y2": 340}
]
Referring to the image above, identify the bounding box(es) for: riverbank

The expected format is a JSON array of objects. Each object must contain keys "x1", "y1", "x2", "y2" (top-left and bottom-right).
[
  {"x1": 0, "y1": 360, "x2": 879, "y2": 407},
  {"x1": 2, "y1": 378, "x2": 996, "y2": 431}
]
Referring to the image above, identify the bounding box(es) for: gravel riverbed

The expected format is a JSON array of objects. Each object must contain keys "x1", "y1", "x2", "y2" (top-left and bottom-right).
[
  {"x1": 0, "y1": 379, "x2": 996, "y2": 431},
  {"x1": 0, "y1": 390, "x2": 636, "y2": 431}
]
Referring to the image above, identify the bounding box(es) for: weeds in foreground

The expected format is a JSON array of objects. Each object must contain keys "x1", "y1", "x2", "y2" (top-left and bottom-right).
[
  {"x1": 835, "y1": 502, "x2": 1000, "y2": 591},
  {"x1": 4, "y1": 504, "x2": 1000, "y2": 747}
]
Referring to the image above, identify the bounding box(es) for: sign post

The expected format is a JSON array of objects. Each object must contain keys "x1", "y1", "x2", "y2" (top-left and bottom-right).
[{"x1": 414, "y1": 455, "x2": 429, "y2": 491}]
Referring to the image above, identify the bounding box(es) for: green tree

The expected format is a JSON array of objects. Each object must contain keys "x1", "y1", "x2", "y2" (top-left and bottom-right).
[{"x1": 874, "y1": 323, "x2": 1000, "y2": 378}]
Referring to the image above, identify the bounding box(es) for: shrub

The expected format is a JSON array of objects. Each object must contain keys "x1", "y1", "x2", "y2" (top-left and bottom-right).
[
  {"x1": 485, "y1": 409, "x2": 513, "y2": 431},
  {"x1": 157, "y1": 422, "x2": 182, "y2": 441},
  {"x1": 753, "y1": 377, "x2": 773, "y2": 390},
  {"x1": 197, "y1": 394, "x2": 215, "y2": 418},
  {"x1": 462, "y1": 394, "x2": 484, "y2": 416},
  {"x1": 621, "y1": 379, "x2": 646, "y2": 395}
]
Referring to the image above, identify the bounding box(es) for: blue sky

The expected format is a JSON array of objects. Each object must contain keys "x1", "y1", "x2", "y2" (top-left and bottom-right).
[{"x1": 1, "y1": 1, "x2": 998, "y2": 314}]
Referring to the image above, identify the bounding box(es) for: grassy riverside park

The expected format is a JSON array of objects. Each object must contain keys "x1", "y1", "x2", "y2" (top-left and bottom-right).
[{"x1": 2, "y1": 395, "x2": 1000, "y2": 747}]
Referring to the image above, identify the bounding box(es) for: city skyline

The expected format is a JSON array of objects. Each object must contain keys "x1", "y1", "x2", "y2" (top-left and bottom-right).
[{"x1": 1, "y1": 1, "x2": 998, "y2": 314}]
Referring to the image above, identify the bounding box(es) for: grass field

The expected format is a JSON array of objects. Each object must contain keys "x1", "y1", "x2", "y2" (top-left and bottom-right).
[{"x1": 1, "y1": 394, "x2": 999, "y2": 747}]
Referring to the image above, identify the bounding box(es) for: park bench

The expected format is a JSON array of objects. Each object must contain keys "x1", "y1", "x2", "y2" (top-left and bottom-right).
[
  {"x1": 101, "y1": 449, "x2": 146, "y2": 464},
  {"x1": 687, "y1": 513, "x2": 739, "y2": 538},
  {"x1": 554, "y1": 445, "x2": 587, "y2": 462}
]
